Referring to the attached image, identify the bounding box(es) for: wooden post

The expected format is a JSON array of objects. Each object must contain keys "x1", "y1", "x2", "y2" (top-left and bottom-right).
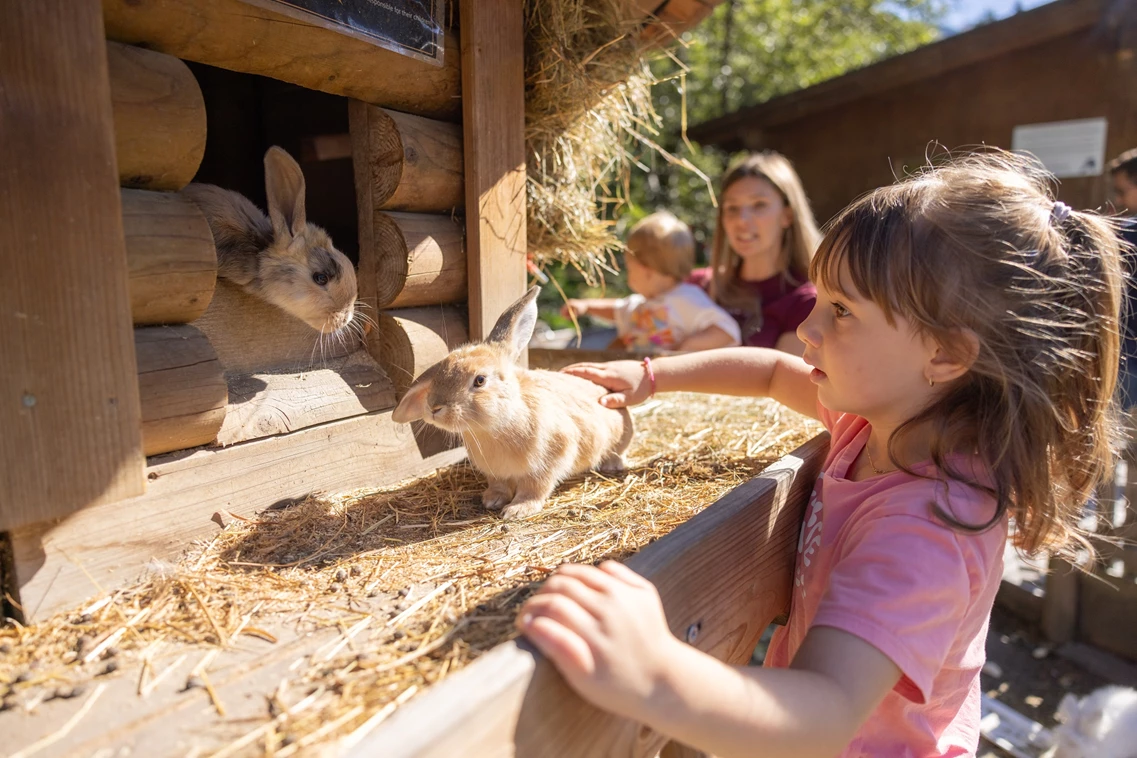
[
  {"x1": 1041, "y1": 556, "x2": 1079, "y2": 644},
  {"x1": 0, "y1": 0, "x2": 145, "y2": 532},
  {"x1": 460, "y1": 0, "x2": 528, "y2": 343}
]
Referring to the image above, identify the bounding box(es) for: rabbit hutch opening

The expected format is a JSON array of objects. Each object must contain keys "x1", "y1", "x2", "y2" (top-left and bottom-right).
[{"x1": 0, "y1": 1, "x2": 831, "y2": 756}]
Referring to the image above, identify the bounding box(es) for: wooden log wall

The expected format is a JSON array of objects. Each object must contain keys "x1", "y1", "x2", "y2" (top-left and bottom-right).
[
  {"x1": 107, "y1": 40, "x2": 206, "y2": 191},
  {"x1": 361, "y1": 212, "x2": 466, "y2": 311}
]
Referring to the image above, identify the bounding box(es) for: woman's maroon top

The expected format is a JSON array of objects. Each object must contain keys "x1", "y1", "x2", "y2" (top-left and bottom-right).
[{"x1": 687, "y1": 267, "x2": 817, "y2": 348}]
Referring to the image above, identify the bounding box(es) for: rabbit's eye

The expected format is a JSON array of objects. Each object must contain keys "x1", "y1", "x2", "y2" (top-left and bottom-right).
[
  {"x1": 312, "y1": 272, "x2": 330, "y2": 286},
  {"x1": 472, "y1": 375, "x2": 486, "y2": 389}
]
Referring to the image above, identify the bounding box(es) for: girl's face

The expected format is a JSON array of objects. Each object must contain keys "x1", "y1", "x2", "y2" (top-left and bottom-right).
[
  {"x1": 721, "y1": 176, "x2": 794, "y2": 266},
  {"x1": 796, "y1": 260, "x2": 940, "y2": 428}
]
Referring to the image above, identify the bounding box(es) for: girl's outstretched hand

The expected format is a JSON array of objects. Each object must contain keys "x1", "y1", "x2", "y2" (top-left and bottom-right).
[
  {"x1": 561, "y1": 360, "x2": 651, "y2": 408},
  {"x1": 517, "y1": 561, "x2": 680, "y2": 723}
]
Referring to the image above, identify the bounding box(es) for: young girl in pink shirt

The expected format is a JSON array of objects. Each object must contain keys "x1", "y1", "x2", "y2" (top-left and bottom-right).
[{"x1": 516, "y1": 151, "x2": 1125, "y2": 757}]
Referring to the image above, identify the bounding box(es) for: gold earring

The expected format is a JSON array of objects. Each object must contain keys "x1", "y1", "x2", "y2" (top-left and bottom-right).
[{"x1": 928, "y1": 377, "x2": 934, "y2": 387}]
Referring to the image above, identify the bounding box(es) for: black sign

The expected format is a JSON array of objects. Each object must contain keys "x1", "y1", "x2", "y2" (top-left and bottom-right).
[{"x1": 245, "y1": 0, "x2": 445, "y2": 65}]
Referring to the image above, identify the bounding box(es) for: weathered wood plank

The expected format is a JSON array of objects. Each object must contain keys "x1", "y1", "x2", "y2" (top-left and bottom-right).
[
  {"x1": 349, "y1": 103, "x2": 464, "y2": 214},
  {"x1": 0, "y1": 0, "x2": 145, "y2": 532},
  {"x1": 9, "y1": 411, "x2": 467, "y2": 621},
  {"x1": 135, "y1": 325, "x2": 227, "y2": 456},
  {"x1": 216, "y1": 349, "x2": 396, "y2": 447},
  {"x1": 122, "y1": 188, "x2": 217, "y2": 325},
  {"x1": 192, "y1": 279, "x2": 361, "y2": 376},
  {"x1": 108, "y1": 41, "x2": 206, "y2": 191},
  {"x1": 358, "y1": 211, "x2": 466, "y2": 312},
  {"x1": 460, "y1": 0, "x2": 528, "y2": 343},
  {"x1": 1041, "y1": 556, "x2": 1079, "y2": 645},
  {"x1": 103, "y1": 0, "x2": 462, "y2": 120},
  {"x1": 350, "y1": 434, "x2": 830, "y2": 757}
]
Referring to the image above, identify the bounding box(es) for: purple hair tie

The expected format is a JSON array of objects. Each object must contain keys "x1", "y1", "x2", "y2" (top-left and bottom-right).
[{"x1": 1052, "y1": 201, "x2": 1072, "y2": 223}]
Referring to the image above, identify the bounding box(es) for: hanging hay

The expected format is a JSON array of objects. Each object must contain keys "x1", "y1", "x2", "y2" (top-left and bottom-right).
[
  {"x1": 524, "y1": 0, "x2": 708, "y2": 284},
  {"x1": 0, "y1": 394, "x2": 821, "y2": 754}
]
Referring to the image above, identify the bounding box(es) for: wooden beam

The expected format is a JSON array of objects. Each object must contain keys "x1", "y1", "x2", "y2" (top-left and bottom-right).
[
  {"x1": 349, "y1": 434, "x2": 829, "y2": 757},
  {"x1": 103, "y1": 0, "x2": 462, "y2": 120},
  {"x1": 8, "y1": 411, "x2": 467, "y2": 621},
  {"x1": 108, "y1": 41, "x2": 207, "y2": 191},
  {"x1": 349, "y1": 103, "x2": 464, "y2": 214},
  {"x1": 122, "y1": 188, "x2": 217, "y2": 325},
  {"x1": 371, "y1": 307, "x2": 470, "y2": 397},
  {"x1": 459, "y1": 0, "x2": 528, "y2": 343},
  {"x1": 0, "y1": 0, "x2": 145, "y2": 532},
  {"x1": 216, "y1": 350, "x2": 396, "y2": 447},
  {"x1": 358, "y1": 212, "x2": 466, "y2": 312}
]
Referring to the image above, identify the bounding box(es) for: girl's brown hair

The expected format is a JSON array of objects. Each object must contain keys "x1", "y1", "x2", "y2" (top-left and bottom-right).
[
  {"x1": 709, "y1": 151, "x2": 821, "y2": 316},
  {"x1": 811, "y1": 150, "x2": 1124, "y2": 556}
]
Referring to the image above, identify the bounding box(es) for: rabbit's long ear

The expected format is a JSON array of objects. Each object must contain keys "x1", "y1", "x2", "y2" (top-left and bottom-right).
[
  {"x1": 392, "y1": 378, "x2": 432, "y2": 423},
  {"x1": 264, "y1": 146, "x2": 307, "y2": 239},
  {"x1": 487, "y1": 285, "x2": 540, "y2": 361}
]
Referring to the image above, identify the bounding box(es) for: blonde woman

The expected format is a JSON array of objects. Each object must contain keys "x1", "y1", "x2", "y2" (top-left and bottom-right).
[{"x1": 688, "y1": 151, "x2": 822, "y2": 354}]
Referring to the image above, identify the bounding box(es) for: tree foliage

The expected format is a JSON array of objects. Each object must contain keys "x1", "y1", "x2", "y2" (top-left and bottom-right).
[{"x1": 540, "y1": 0, "x2": 945, "y2": 324}]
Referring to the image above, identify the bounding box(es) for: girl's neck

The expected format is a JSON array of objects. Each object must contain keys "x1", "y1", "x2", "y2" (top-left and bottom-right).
[
  {"x1": 862, "y1": 421, "x2": 935, "y2": 474},
  {"x1": 737, "y1": 251, "x2": 784, "y2": 282}
]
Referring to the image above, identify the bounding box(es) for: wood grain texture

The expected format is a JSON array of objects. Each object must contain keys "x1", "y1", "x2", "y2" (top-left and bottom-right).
[
  {"x1": 358, "y1": 211, "x2": 466, "y2": 312},
  {"x1": 459, "y1": 0, "x2": 528, "y2": 342},
  {"x1": 122, "y1": 188, "x2": 217, "y2": 325},
  {"x1": 103, "y1": 0, "x2": 462, "y2": 120},
  {"x1": 107, "y1": 40, "x2": 206, "y2": 191},
  {"x1": 371, "y1": 306, "x2": 469, "y2": 397},
  {"x1": 216, "y1": 349, "x2": 396, "y2": 447},
  {"x1": 0, "y1": 0, "x2": 145, "y2": 532},
  {"x1": 352, "y1": 434, "x2": 830, "y2": 758},
  {"x1": 349, "y1": 102, "x2": 464, "y2": 213},
  {"x1": 9, "y1": 412, "x2": 468, "y2": 621},
  {"x1": 135, "y1": 325, "x2": 227, "y2": 456},
  {"x1": 192, "y1": 279, "x2": 362, "y2": 375}
]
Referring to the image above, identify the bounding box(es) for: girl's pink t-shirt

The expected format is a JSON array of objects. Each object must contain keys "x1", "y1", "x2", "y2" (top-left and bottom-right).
[{"x1": 764, "y1": 405, "x2": 1008, "y2": 757}]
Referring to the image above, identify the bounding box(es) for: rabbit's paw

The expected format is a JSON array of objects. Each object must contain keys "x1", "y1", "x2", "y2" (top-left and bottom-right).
[
  {"x1": 598, "y1": 453, "x2": 626, "y2": 475},
  {"x1": 481, "y1": 482, "x2": 513, "y2": 511},
  {"x1": 502, "y1": 499, "x2": 544, "y2": 520}
]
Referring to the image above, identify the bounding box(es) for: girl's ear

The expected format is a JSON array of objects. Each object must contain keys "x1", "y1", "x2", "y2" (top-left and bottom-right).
[{"x1": 927, "y1": 329, "x2": 980, "y2": 385}]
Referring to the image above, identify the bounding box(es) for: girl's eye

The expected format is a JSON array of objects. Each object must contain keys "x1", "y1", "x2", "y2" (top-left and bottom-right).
[
  {"x1": 312, "y1": 272, "x2": 330, "y2": 286},
  {"x1": 832, "y1": 302, "x2": 850, "y2": 318},
  {"x1": 472, "y1": 375, "x2": 486, "y2": 388}
]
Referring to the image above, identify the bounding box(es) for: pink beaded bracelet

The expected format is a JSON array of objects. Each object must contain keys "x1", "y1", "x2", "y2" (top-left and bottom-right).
[{"x1": 642, "y1": 356, "x2": 656, "y2": 398}]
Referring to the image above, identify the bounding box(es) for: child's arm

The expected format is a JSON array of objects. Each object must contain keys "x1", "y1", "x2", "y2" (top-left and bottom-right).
[
  {"x1": 561, "y1": 298, "x2": 620, "y2": 322},
  {"x1": 562, "y1": 347, "x2": 819, "y2": 420},
  {"x1": 676, "y1": 325, "x2": 737, "y2": 352},
  {"x1": 518, "y1": 562, "x2": 901, "y2": 758}
]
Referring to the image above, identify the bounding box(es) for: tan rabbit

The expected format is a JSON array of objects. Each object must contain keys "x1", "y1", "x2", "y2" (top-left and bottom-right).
[
  {"x1": 182, "y1": 146, "x2": 357, "y2": 334},
  {"x1": 392, "y1": 286, "x2": 634, "y2": 520}
]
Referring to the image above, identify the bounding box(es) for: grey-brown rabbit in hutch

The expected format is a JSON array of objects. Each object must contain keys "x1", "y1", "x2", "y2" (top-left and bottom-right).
[
  {"x1": 392, "y1": 285, "x2": 635, "y2": 520},
  {"x1": 182, "y1": 146, "x2": 357, "y2": 334}
]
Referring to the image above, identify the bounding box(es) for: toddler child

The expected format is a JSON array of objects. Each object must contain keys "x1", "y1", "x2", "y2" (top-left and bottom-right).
[{"x1": 562, "y1": 211, "x2": 741, "y2": 351}]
